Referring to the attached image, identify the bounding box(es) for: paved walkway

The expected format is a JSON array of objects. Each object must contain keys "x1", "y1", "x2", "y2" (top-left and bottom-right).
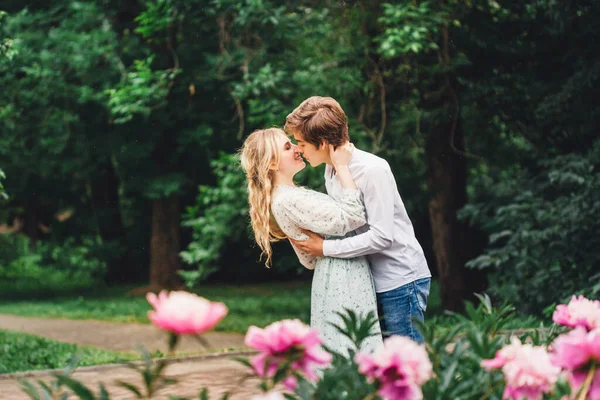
[
  {"x1": 0, "y1": 314, "x2": 274, "y2": 399},
  {"x1": 0, "y1": 314, "x2": 246, "y2": 354},
  {"x1": 0, "y1": 354, "x2": 271, "y2": 399}
]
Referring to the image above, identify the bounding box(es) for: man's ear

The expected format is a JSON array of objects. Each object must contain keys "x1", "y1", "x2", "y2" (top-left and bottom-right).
[{"x1": 320, "y1": 139, "x2": 329, "y2": 150}]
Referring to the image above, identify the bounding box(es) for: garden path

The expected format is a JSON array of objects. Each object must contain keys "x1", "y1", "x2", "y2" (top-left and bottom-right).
[
  {"x1": 0, "y1": 314, "x2": 272, "y2": 399},
  {"x1": 0, "y1": 354, "x2": 270, "y2": 399},
  {"x1": 0, "y1": 313, "x2": 246, "y2": 353}
]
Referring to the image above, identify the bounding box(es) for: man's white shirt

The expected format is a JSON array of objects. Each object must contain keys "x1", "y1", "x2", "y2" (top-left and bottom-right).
[{"x1": 323, "y1": 148, "x2": 431, "y2": 293}]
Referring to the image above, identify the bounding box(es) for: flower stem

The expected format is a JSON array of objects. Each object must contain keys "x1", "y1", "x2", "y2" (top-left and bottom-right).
[
  {"x1": 577, "y1": 363, "x2": 597, "y2": 400},
  {"x1": 362, "y1": 392, "x2": 378, "y2": 400}
]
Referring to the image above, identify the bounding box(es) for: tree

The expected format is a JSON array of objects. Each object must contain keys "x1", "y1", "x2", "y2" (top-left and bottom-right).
[{"x1": 372, "y1": 1, "x2": 489, "y2": 311}]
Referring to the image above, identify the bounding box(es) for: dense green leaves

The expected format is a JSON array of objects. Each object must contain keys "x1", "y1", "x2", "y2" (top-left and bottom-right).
[
  {"x1": 0, "y1": 0, "x2": 599, "y2": 311},
  {"x1": 0, "y1": 168, "x2": 7, "y2": 200},
  {"x1": 461, "y1": 141, "x2": 600, "y2": 313},
  {"x1": 0, "y1": 330, "x2": 134, "y2": 374}
]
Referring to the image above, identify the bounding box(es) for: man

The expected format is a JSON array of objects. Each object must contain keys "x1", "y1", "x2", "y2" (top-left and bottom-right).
[{"x1": 285, "y1": 96, "x2": 431, "y2": 343}]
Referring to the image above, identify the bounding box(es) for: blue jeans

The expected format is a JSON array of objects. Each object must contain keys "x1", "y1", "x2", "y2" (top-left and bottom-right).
[{"x1": 376, "y1": 277, "x2": 431, "y2": 343}]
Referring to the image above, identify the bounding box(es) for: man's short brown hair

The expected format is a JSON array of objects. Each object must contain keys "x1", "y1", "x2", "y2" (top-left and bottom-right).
[{"x1": 284, "y1": 96, "x2": 349, "y2": 148}]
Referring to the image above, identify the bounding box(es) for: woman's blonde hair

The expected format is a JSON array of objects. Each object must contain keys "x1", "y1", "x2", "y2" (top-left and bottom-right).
[{"x1": 239, "y1": 128, "x2": 287, "y2": 268}]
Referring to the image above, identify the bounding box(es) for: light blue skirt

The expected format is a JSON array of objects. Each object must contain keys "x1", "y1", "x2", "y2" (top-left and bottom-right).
[{"x1": 311, "y1": 247, "x2": 383, "y2": 356}]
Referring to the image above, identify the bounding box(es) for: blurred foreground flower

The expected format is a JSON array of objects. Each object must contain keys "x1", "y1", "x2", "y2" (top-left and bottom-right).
[
  {"x1": 482, "y1": 337, "x2": 560, "y2": 400},
  {"x1": 355, "y1": 335, "x2": 433, "y2": 400},
  {"x1": 553, "y1": 295, "x2": 600, "y2": 331},
  {"x1": 245, "y1": 319, "x2": 332, "y2": 390},
  {"x1": 250, "y1": 391, "x2": 286, "y2": 400},
  {"x1": 146, "y1": 290, "x2": 228, "y2": 335},
  {"x1": 551, "y1": 327, "x2": 600, "y2": 399}
]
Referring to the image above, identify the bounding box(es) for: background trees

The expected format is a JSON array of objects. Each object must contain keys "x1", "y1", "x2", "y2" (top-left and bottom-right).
[{"x1": 1, "y1": 0, "x2": 598, "y2": 313}]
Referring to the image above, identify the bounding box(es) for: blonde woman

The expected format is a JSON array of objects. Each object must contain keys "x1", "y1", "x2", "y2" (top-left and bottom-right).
[{"x1": 240, "y1": 128, "x2": 382, "y2": 355}]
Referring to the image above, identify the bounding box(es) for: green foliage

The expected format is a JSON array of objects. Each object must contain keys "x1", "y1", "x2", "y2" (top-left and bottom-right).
[
  {"x1": 115, "y1": 346, "x2": 177, "y2": 398},
  {"x1": 0, "y1": 330, "x2": 135, "y2": 374},
  {"x1": 378, "y1": 2, "x2": 446, "y2": 57},
  {"x1": 0, "y1": 234, "x2": 107, "y2": 286},
  {"x1": 0, "y1": 232, "x2": 28, "y2": 266},
  {"x1": 106, "y1": 56, "x2": 180, "y2": 124},
  {"x1": 180, "y1": 154, "x2": 248, "y2": 286},
  {"x1": 0, "y1": 10, "x2": 16, "y2": 60},
  {"x1": 461, "y1": 141, "x2": 600, "y2": 313},
  {"x1": 420, "y1": 294, "x2": 570, "y2": 400},
  {"x1": 0, "y1": 168, "x2": 7, "y2": 200},
  {"x1": 1, "y1": 0, "x2": 600, "y2": 302},
  {"x1": 134, "y1": 0, "x2": 180, "y2": 44},
  {"x1": 304, "y1": 310, "x2": 380, "y2": 400}
]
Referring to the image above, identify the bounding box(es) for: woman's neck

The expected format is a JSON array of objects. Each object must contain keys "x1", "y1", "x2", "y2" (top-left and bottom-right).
[{"x1": 272, "y1": 172, "x2": 295, "y2": 187}]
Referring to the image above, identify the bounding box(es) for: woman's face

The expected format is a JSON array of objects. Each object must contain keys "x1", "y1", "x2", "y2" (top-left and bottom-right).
[{"x1": 275, "y1": 133, "x2": 305, "y2": 176}]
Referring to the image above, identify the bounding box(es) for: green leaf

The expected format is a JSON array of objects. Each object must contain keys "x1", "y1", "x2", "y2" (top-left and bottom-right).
[
  {"x1": 98, "y1": 384, "x2": 110, "y2": 400},
  {"x1": 19, "y1": 379, "x2": 41, "y2": 400},
  {"x1": 116, "y1": 381, "x2": 142, "y2": 398},
  {"x1": 54, "y1": 375, "x2": 96, "y2": 400}
]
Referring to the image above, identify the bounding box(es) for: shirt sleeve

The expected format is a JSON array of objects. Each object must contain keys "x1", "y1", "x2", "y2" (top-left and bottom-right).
[
  {"x1": 272, "y1": 187, "x2": 367, "y2": 237},
  {"x1": 322, "y1": 165, "x2": 395, "y2": 258}
]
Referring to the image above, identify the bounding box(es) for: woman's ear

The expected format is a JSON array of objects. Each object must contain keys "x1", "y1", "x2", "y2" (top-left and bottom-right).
[{"x1": 269, "y1": 161, "x2": 279, "y2": 171}]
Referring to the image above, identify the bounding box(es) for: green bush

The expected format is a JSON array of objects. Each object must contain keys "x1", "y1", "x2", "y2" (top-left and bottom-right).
[
  {"x1": 460, "y1": 140, "x2": 600, "y2": 314},
  {"x1": 0, "y1": 233, "x2": 29, "y2": 267},
  {"x1": 0, "y1": 329, "x2": 135, "y2": 374},
  {"x1": 37, "y1": 236, "x2": 107, "y2": 281},
  {"x1": 180, "y1": 153, "x2": 249, "y2": 286},
  {"x1": 0, "y1": 234, "x2": 107, "y2": 292}
]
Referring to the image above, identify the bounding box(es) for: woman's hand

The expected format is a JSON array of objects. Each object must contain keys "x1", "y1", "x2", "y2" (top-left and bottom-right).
[{"x1": 329, "y1": 142, "x2": 354, "y2": 168}]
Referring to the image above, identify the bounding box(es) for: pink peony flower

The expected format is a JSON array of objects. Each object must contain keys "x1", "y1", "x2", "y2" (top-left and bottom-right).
[
  {"x1": 482, "y1": 337, "x2": 561, "y2": 400},
  {"x1": 551, "y1": 327, "x2": 600, "y2": 371},
  {"x1": 481, "y1": 338, "x2": 523, "y2": 370},
  {"x1": 553, "y1": 296, "x2": 600, "y2": 331},
  {"x1": 146, "y1": 290, "x2": 228, "y2": 335},
  {"x1": 250, "y1": 392, "x2": 286, "y2": 400},
  {"x1": 245, "y1": 319, "x2": 332, "y2": 382},
  {"x1": 281, "y1": 376, "x2": 298, "y2": 391},
  {"x1": 567, "y1": 369, "x2": 600, "y2": 400},
  {"x1": 355, "y1": 335, "x2": 433, "y2": 400},
  {"x1": 551, "y1": 327, "x2": 600, "y2": 399}
]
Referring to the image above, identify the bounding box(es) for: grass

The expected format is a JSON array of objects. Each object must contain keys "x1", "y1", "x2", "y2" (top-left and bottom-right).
[
  {"x1": 0, "y1": 329, "x2": 137, "y2": 374},
  {"x1": 0, "y1": 280, "x2": 442, "y2": 333},
  {"x1": 0, "y1": 281, "x2": 313, "y2": 333},
  {"x1": 0, "y1": 278, "x2": 540, "y2": 335}
]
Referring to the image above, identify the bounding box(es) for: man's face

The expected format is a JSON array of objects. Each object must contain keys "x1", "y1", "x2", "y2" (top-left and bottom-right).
[{"x1": 293, "y1": 132, "x2": 330, "y2": 167}]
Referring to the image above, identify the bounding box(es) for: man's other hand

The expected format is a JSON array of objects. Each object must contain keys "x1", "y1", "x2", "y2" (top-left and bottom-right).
[{"x1": 290, "y1": 229, "x2": 325, "y2": 256}]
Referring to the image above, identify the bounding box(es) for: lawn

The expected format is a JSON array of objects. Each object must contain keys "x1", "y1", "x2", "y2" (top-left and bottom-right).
[
  {"x1": 0, "y1": 281, "x2": 313, "y2": 333},
  {"x1": 0, "y1": 329, "x2": 137, "y2": 374},
  {"x1": 0, "y1": 280, "x2": 443, "y2": 333}
]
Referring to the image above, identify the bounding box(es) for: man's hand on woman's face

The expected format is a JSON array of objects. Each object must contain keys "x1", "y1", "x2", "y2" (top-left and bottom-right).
[{"x1": 290, "y1": 229, "x2": 325, "y2": 256}]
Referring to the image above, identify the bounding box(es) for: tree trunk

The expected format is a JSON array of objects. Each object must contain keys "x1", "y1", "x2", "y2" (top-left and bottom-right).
[
  {"x1": 423, "y1": 21, "x2": 487, "y2": 312},
  {"x1": 149, "y1": 194, "x2": 181, "y2": 288},
  {"x1": 23, "y1": 195, "x2": 39, "y2": 250},
  {"x1": 90, "y1": 161, "x2": 133, "y2": 283},
  {"x1": 426, "y1": 115, "x2": 474, "y2": 312}
]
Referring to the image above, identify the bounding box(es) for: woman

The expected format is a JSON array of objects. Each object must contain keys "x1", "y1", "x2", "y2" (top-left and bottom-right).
[{"x1": 240, "y1": 128, "x2": 382, "y2": 355}]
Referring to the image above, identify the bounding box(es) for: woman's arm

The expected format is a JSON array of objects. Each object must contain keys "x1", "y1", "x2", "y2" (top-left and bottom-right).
[{"x1": 271, "y1": 188, "x2": 366, "y2": 238}]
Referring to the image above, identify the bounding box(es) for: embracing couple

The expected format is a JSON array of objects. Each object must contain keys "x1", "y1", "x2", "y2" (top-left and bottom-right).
[{"x1": 240, "y1": 96, "x2": 431, "y2": 354}]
